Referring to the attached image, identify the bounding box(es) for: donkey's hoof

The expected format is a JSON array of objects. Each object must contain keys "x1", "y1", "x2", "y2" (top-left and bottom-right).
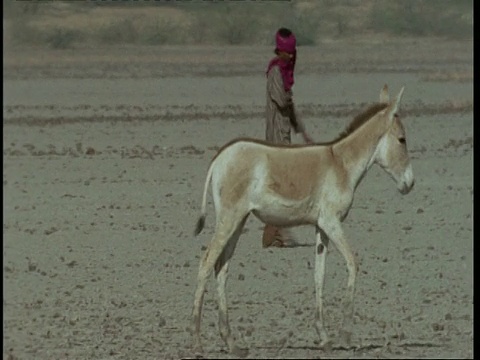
[
  {"x1": 231, "y1": 345, "x2": 249, "y2": 358},
  {"x1": 192, "y1": 342, "x2": 204, "y2": 357},
  {"x1": 314, "y1": 336, "x2": 332, "y2": 351},
  {"x1": 319, "y1": 339, "x2": 332, "y2": 352},
  {"x1": 338, "y1": 329, "x2": 352, "y2": 347}
]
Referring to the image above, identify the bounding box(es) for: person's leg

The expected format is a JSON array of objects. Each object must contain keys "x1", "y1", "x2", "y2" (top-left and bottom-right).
[
  {"x1": 262, "y1": 224, "x2": 295, "y2": 248},
  {"x1": 262, "y1": 224, "x2": 279, "y2": 248}
]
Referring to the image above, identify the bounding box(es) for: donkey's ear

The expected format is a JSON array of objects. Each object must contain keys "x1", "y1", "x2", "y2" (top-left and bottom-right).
[
  {"x1": 386, "y1": 86, "x2": 405, "y2": 123},
  {"x1": 392, "y1": 86, "x2": 405, "y2": 114},
  {"x1": 379, "y1": 84, "x2": 389, "y2": 103}
]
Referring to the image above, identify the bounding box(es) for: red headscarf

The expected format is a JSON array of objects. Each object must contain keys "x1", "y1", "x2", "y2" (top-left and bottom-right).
[{"x1": 266, "y1": 30, "x2": 297, "y2": 92}]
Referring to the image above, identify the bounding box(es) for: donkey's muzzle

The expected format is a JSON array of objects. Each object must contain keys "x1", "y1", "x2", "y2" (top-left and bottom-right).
[{"x1": 397, "y1": 164, "x2": 414, "y2": 195}]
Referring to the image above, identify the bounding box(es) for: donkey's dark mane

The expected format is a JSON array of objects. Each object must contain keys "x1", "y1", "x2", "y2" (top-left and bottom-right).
[
  {"x1": 210, "y1": 102, "x2": 389, "y2": 161},
  {"x1": 319, "y1": 102, "x2": 389, "y2": 146}
]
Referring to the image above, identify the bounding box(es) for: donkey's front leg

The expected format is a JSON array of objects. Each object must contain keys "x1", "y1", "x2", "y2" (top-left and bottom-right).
[
  {"x1": 314, "y1": 226, "x2": 331, "y2": 348},
  {"x1": 319, "y1": 219, "x2": 357, "y2": 346}
]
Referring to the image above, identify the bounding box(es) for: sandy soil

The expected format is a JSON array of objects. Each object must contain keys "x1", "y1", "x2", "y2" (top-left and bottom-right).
[{"x1": 3, "y1": 38, "x2": 473, "y2": 359}]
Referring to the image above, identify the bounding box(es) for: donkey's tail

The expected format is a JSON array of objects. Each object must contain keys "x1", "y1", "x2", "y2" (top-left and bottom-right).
[{"x1": 194, "y1": 161, "x2": 214, "y2": 236}]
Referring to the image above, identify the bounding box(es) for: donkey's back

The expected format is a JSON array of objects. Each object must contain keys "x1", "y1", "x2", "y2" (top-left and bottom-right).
[{"x1": 198, "y1": 138, "x2": 339, "y2": 232}]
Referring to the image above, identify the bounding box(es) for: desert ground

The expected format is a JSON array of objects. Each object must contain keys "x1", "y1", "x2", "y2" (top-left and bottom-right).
[{"x1": 3, "y1": 37, "x2": 473, "y2": 359}]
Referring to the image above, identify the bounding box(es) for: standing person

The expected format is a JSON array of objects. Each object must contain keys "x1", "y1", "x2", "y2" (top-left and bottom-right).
[{"x1": 262, "y1": 27, "x2": 314, "y2": 248}]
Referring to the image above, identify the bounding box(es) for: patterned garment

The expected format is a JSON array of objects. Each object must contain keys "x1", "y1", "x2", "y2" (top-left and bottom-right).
[{"x1": 265, "y1": 65, "x2": 305, "y2": 144}]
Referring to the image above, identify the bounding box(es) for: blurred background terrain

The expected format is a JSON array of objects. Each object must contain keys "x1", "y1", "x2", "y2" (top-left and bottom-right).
[{"x1": 3, "y1": 0, "x2": 473, "y2": 49}]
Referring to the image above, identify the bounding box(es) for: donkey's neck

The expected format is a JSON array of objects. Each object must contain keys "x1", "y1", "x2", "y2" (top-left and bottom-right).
[{"x1": 332, "y1": 114, "x2": 386, "y2": 191}]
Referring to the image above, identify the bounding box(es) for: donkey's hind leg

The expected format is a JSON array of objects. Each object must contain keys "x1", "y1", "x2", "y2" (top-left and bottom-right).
[
  {"x1": 215, "y1": 214, "x2": 249, "y2": 356},
  {"x1": 191, "y1": 227, "x2": 229, "y2": 353},
  {"x1": 191, "y1": 212, "x2": 248, "y2": 354}
]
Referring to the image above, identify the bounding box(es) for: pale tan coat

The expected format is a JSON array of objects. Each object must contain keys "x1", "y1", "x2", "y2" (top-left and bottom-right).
[
  {"x1": 265, "y1": 65, "x2": 305, "y2": 144},
  {"x1": 191, "y1": 86, "x2": 415, "y2": 355}
]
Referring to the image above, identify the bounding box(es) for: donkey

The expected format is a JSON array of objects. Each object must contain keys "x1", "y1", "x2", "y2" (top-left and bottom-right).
[{"x1": 191, "y1": 85, "x2": 414, "y2": 355}]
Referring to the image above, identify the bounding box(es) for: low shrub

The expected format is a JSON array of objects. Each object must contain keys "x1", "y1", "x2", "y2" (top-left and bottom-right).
[
  {"x1": 97, "y1": 19, "x2": 138, "y2": 44},
  {"x1": 369, "y1": 0, "x2": 472, "y2": 38},
  {"x1": 140, "y1": 19, "x2": 185, "y2": 45},
  {"x1": 214, "y1": 4, "x2": 259, "y2": 45},
  {"x1": 45, "y1": 28, "x2": 83, "y2": 49}
]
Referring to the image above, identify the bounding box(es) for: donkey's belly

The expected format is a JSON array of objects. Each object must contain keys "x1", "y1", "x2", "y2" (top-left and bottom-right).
[{"x1": 251, "y1": 200, "x2": 316, "y2": 227}]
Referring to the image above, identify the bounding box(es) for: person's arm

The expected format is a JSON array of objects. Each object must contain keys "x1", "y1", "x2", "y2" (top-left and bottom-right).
[{"x1": 289, "y1": 104, "x2": 314, "y2": 144}]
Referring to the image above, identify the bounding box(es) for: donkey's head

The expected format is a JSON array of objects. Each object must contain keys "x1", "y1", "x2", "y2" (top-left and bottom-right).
[{"x1": 374, "y1": 86, "x2": 415, "y2": 194}]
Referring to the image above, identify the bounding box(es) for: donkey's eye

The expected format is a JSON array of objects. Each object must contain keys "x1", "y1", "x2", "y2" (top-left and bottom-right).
[{"x1": 398, "y1": 137, "x2": 406, "y2": 144}]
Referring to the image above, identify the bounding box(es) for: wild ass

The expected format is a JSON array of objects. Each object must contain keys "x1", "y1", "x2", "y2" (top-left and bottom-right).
[{"x1": 191, "y1": 85, "x2": 414, "y2": 355}]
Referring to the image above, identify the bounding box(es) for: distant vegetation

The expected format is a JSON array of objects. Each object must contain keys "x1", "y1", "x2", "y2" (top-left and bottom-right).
[
  {"x1": 369, "y1": 0, "x2": 473, "y2": 38},
  {"x1": 3, "y1": 0, "x2": 472, "y2": 49}
]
